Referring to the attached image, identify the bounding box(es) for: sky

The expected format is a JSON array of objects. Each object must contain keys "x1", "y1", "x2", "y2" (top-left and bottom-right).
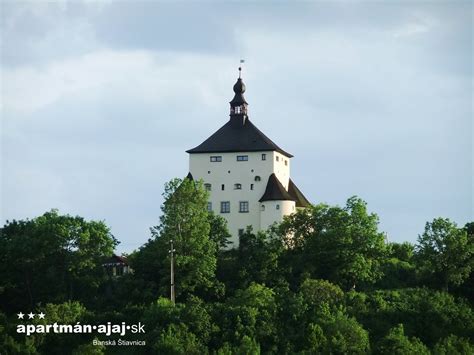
[{"x1": 1, "y1": 0, "x2": 472, "y2": 253}]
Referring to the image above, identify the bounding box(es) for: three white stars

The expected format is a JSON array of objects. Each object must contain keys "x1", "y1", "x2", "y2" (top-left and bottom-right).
[{"x1": 17, "y1": 312, "x2": 45, "y2": 319}]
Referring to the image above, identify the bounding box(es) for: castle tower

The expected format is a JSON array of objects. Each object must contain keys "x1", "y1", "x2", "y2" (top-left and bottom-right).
[{"x1": 186, "y1": 69, "x2": 310, "y2": 246}]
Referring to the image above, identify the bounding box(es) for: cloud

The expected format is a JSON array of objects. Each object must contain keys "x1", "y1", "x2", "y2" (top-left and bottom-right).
[{"x1": 1, "y1": 1, "x2": 471, "y2": 252}]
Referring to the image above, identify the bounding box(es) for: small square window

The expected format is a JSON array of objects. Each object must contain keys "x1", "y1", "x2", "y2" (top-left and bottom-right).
[
  {"x1": 210, "y1": 156, "x2": 222, "y2": 162},
  {"x1": 234, "y1": 183, "x2": 242, "y2": 190},
  {"x1": 207, "y1": 202, "x2": 212, "y2": 212},
  {"x1": 285, "y1": 160, "x2": 288, "y2": 166},
  {"x1": 276, "y1": 156, "x2": 279, "y2": 162},
  {"x1": 204, "y1": 183, "x2": 211, "y2": 191},
  {"x1": 262, "y1": 153, "x2": 266, "y2": 161},
  {"x1": 220, "y1": 201, "x2": 230, "y2": 213},
  {"x1": 237, "y1": 155, "x2": 248, "y2": 161},
  {"x1": 239, "y1": 201, "x2": 249, "y2": 213}
]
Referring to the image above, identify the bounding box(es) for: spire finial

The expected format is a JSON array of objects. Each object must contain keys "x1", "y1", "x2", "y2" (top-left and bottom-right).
[{"x1": 239, "y1": 59, "x2": 245, "y2": 79}]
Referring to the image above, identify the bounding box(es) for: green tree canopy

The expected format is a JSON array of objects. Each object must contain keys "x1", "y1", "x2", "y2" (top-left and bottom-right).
[
  {"x1": 375, "y1": 324, "x2": 430, "y2": 355},
  {"x1": 433, "y1": 335, "x2": 474, "y2": 355},
  {"x1": 132, "y1": 178, "x2": 219, "y2": 301},
  {"x1": 416, "y1": 218, "x2": 474, "y2": 291},
  {"x1": 280, "y1": 196, "x2": 387, "y2": 289},
  {"x1": 0, "y1": 210, "x2": 117, "y2": 312}
]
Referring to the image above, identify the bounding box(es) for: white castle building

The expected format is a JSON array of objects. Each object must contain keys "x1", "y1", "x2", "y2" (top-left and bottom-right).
[{"x1": 186, "y1": 70, "x2": 310, "y2": 245}]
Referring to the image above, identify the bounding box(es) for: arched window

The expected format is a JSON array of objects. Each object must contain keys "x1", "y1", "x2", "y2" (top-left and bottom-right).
[
  {"x1": 254, "y1": 176, "x2": 261, "y2": 182},
  {"x1": 234, "y1": 183, "x2": 242, "y2": 190}
]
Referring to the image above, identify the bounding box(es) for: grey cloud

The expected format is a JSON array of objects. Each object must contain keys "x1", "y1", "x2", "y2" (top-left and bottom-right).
[{"x1": 1, "y1": 1, "x2": 471, "y2": 253}]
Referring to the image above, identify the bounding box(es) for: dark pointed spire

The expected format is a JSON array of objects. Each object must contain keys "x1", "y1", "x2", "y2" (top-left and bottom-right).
[
  {"x1": 259, "y1": 174, "x2": 295, "y2": 202},
  {"x1": 229, "y1": 66, "x2": 248, "y2": 124}
]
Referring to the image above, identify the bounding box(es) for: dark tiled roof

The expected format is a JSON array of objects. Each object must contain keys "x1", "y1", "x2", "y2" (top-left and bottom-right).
[
  {"x1": 259, "y1": 173, "x2": 295, "y2": 202},
  {"x1": 103, "y1": 254, "x2": 128, "y2": 266},
  {"x1": 186, "y1": 118, "x2": 293, "y2": 157},
  {"x1": 288, "y1": 179, "x2": 311, "y2": 207}
]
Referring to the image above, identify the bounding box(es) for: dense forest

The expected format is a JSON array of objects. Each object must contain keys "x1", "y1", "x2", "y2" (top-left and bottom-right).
[{"x1": 0, "y1": 177, "x2": 473, "y2": 354}]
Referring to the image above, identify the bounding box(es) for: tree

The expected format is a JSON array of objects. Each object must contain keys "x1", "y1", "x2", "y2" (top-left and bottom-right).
[
  {"x1": 132, "y1": 178, "x2": 218, "y2": 300},
  {"x1": 375, "y1": 324, "x2": 430, "y2": 355},
  {"x1": 217, "y1": 336, "x2": 260, "y2": 354},
  {"x1": 433, "y1": 335, "x2": 474, "y2": 355},
  {"x1": 316, "y1": 307, "x2": 370, "y2": 354},
  {"x1": 235, "y1": 228, "x2": 283, "y2": 289},
  {"x1": 0, "y1": 210, "x2": 117, "y2": 312},
  {"x1": 153, "y1": 323, "x2": 206, "y2": 354},
  {"x1": 35, "y1": 301, "x2": 91, "y2": 354},
  {"x1": 280, "y1": 197, "x2": 387, "y2": 289},
  {"x1": 377, "y1": 242, "x2": 417, "y2": 289},
  {"x1": 216, "y1": 283, "x2": 277, "y2": 353},
  {"x1": 389, "y1": 242, "x2": 415, "y2": 262},
  {"x1": 347, "y1": 288, "x2": 474, "y2": 347},
  {"x1": 208, "y1": 213, "x2": 232, "y2": 251},
  {"x1": 299, "y1": 278, "x2": 344, "y2": 309},
  {"x1": 416, "y1": 218, "x2": 473, "y2": 291}
]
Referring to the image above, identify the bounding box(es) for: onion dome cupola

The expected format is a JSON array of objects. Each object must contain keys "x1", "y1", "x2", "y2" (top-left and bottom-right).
[
  {"x1": 186, "y1": 67, "x2": 294, "y2": 158},
  {"x1": 229, "y1": 67, "x2": 248, "y2": 125}
]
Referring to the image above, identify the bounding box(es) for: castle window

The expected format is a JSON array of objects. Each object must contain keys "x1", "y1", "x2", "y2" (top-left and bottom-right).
[
  {"x1": 208, "y1": 171, "x2": 211, "y2": 174},
  {"x1": 237, "y1": 155, "x2": 248, "y2": 161},
  {"x1": 221, "y1": 184, "x2": 225, "y2": 191},
  {"x1": 276, "y1": 156, "x2": 279, "y2": 162},
  {"x1": 261, "y1": 205, "x2": 265, "y2": 211},
  {"x1": 250, "y1": 184, "x2": 254, "y2": 190},
  {"x1": 234, "y1": 183, "x2": 242, "y2": 190},
  {"x1": 207, "y1": 202, "x2": 212, "y2": 212},
  {"x1": 276, "y1": 204, "x2": 280, "y2": 210},
  {"x1": 235, "y1": 106, "x2": 242, "y2": 114},
  {"x1": 262, "y1": 153, "x2": 266, "y2": 161},
  {"x1": 220, "y1": 201, "x2": 230, "y2": 213},
  {"x1": 204, "y1": 183, "x2": 211, "y2": 191},
  {"x1": 255, "y1": 176, "x2": 261, "y2": 182},
  {"x1": 285, "y1": 160, "x2": 288, "y2": 166},
  {"x1": 210, "y1": 156, "x2": 222, "y2": 162},
  {"x1": 239, "y1": 201, "x2": 249, "y2": 213}
]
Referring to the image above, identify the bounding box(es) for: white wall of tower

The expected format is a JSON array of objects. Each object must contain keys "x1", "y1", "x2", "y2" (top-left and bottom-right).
[
  {"x1": 260, "y1": 200, "x2": 296, "y2": 231},
  {"x1": 189, "y1": 150, "x2": 292, "y2": 245}
]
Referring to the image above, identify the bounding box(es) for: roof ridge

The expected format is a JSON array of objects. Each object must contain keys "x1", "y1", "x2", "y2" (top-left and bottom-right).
[
  {"x1": 186, "y1": 118, "x2": 293, "y2": 157},
  {"x1": 259, "y1": 173, "x2": 295, "y2": 202}
]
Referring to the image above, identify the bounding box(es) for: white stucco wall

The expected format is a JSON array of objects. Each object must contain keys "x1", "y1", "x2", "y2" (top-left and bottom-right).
[
  {"x1": 189, "y1": 150, "x2": 292, "y2": 246},
  {"x1": 260, "y1": 200, "x2": 296, "y2": 231}
]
